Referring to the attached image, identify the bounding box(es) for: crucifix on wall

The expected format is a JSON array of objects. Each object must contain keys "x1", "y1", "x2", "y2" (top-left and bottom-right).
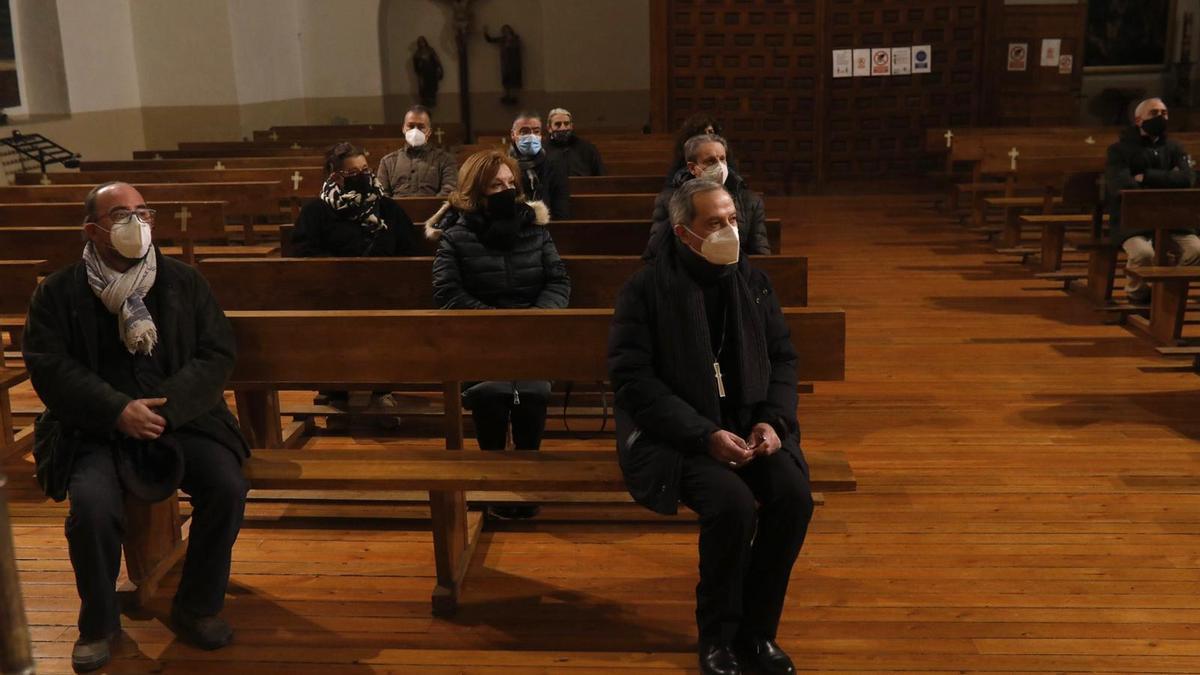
[{"x1": 441, "y1": 0, "x2": 475, "y2": 143}]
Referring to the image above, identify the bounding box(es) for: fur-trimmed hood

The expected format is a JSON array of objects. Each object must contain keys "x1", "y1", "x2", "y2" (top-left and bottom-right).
[{"x1": 424, "y1": 199, "x2": 550, "y2": 240}]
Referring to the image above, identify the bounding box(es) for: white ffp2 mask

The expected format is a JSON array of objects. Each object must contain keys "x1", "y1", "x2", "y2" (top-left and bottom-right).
[
  {"x1": 685, "y1": 224, "x2": 739, "y2": 266},
  {"x1": 699, "y1": 160, "x2": 729, "y2": 186},
  {"x1": 109, "y1": 215, "x2": 152, "y2": 260},
  {"x1": 405, "y1": 128, "x2": 428, "y2": 147}
]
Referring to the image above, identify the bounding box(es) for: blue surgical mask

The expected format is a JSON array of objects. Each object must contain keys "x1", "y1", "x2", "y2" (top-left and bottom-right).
[{"x1": 516, "y1": 134, "x2": 542, "y2": 156}]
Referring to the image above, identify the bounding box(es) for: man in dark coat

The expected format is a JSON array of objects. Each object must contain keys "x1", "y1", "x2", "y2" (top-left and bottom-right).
[
  {"x1": 544, "y1": 107, "x2": 605, "y2": 177},
  {"x1": 646, "y1": 134, "x2": 770, "y2": 259},
  {"x1": 1104, "y1": 97, "x2": 1199, "y2": 303},
  {"x1": 609, "y1": 179, "x2": 812, "y2": 675},
  {"x1": 508, "y1": 111, "x2": 571, "y2": 219},
  {"x1": 23, "y1": 182, "x2": 248, "y2": 672}
]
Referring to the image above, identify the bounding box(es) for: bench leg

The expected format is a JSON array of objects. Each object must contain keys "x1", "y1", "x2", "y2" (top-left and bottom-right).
[
  {"x1": 119, "y1": 494, "x2": 187, "y2": 608},
  {"x1": 0, "y1": 390, "x2": 13, "y2": 460},
  {"x1": 1001, "y1": 208, "x2": 1022, "y2": 249},
  {"x1": 1148, "y1": 280, "x2": 1190, "y2": 345},
  {"x1": 234, "y1": 390, "x2": 283, "y2": 449},
  {"x1": 1087, "y1": 248, "x2": 1117, "y2": 306},
  {"x1": 429, "y1": 490, "x2": 483, "y2": 617},
  {"x1": 1040, "y1": 223, "x2": 1066, "y2": 273}
]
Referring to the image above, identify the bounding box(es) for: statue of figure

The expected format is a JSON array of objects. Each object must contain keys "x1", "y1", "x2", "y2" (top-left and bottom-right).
[
  {"x1": 413, "y1": 36, "x2": 443, "y2": 107},
  {"x1": 484, "y1": 24, "x2": 522, "y2": 105}
]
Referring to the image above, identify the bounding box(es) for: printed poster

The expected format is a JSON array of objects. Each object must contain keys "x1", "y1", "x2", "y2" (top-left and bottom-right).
[
  {"x1": 1007, "y1": 43, "x2": 1028, "y2": 71},
  {"x1": 853, "y1": 49, "x2": 871, "y2": 77},
  {"x1": 891, "y1": 47, "x2": 912, "y2": 75},
  {"x1": 833, "y1": 49, "x2": 852, "y2": 78},
  {"x1": 912, "y1": 45, "x2": 931, "y2": 73},
  {"x1": 1058, "y1": 54, "x2": 1073, "y2": 75},
  {"x1": 1040, "y1": 38, "x2": 1061, "y2": 66},
  {"x1": 871, "y1": 48, "x2": 891, "y2": 76}
]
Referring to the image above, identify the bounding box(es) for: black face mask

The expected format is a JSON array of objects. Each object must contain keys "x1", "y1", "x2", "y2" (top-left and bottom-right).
[
  {"x1": 343, "y1": 172, "x2": 375, "y2": 194},
  {"x1": 550, "y1": 130, "x2": 573, "y2": 145},
  {"x1": 1141, "y1": 115, "x2": 1167, "y2": 138},
  {"x1": 486, "y1": 188, "x2": 518, "y2": 219}
]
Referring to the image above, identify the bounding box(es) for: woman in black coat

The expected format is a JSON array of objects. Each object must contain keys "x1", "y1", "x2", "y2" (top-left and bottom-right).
[
  {"x1": 428, "y1": 150, "x2": 571, "y2": 516},
  {"x1": 291, "y1": 141, "x2": 417, "y2": 258}
]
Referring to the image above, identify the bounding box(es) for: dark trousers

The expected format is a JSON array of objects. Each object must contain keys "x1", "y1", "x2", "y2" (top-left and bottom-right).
[
  {"x1": 678, "y1": 450, "x2": 813, "y2": 644},
  {"x1": 66, "y1": 432, "x2": 248, "y2": 639},
  {"x1": 466, "y1": 381, "x2": 550, "y2": 450}
]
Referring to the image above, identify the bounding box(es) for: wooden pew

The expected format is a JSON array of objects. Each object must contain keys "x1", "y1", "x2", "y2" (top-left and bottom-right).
[
  {"x1": 0, "y1": 366, "x2": 31, "y2": 461},
  {"x1": 218, "y1": 308, "x2": 850, "y2": 616},
  {"x1": 568, "y1": 175, "x2": 665, "y2": 194},
  {"x1": 0, "y1": 182, "x2": 287, "y2": 221},
  {"x1": 1081, "y1": 189, "x2": 1200, "y2": 307},
  {"x1": 0, "y1": 202, "x2": 226, "y2": 264},
  {"x1": 198, "y1": 255, "x2": 808, "y2": 311},
  {"x1": 1125, "y1": 267, "x2": 1200, "y2": 344},
  {"x1": 393, "y1": 194, "x2": 658, "y2": 222},
  {"x1": 0, "y1": 225, "x2": 275, "y2": 270},
  {"x1": 1024, "y1": 171, "x2": 1104, "y2": 276},
  {"x1": 80, "y1": 157, "x2": 325, "y2": 171},
  {"x1": 0, "y1": 260, "x2": 45, "y2": 353},
  {"x1": 279, "y1": 218, "x2": 783, "y2": 257},
  {"x1": 15, "y1": 169, "x2": 325, "y2": 200}
]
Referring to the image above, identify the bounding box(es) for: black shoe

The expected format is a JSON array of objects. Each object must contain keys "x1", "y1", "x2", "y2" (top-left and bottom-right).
[
  {"x1": 735, "y1": 636, "x2": 795, "y2": 675},
  {"x1": 699, "y1": 642, "x2": 741, "y2": 675},
  {"x1": 487, "y1": 504, "x2": 542, "y2": 520},
  {"x1": 71, "y1": 633, "x2": 114, "y2": 673},
  {"x1": 170, "y1": 603, "x2": 234, "y2": 650}
]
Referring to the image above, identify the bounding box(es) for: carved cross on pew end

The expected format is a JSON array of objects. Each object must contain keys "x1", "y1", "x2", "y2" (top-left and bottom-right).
[
  {"x1": 174, "y1": 206, "x2": 191, "y2": 232},
  {"x1": 289, "y1": 142, "x2": 301, "y2": 150},
  {"x1": 290, "y1": 171, "x2": 304, "y2": 191},
  {"x1": 944, "y1": 129, "x2": 954, "y2": 148},
  {"x1": 269, "y1": 131, "x2": 279, "y2": 141},
  {"x1": 435, "y1": 128, "x2": 446, "y2": 145},
  {"x1": 1008, "y1": 147, "x2": 1020, "y2": 171},
  {"x1": 39, "y1": 173, "x2": 52, "y2": 185},
  {"x1": 214, "y1": 161, "x2": 225, "y2": 171}
]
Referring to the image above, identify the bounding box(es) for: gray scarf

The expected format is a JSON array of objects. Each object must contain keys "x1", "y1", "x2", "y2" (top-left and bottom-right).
[{"x1": 83, "y1": 242, "x2": 159, "y2": 355}]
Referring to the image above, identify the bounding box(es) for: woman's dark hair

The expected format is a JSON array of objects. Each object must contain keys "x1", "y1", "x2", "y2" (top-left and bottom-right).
[
  {"x1": 673, "y1": 113, "x2": 723, "y2": 164},
  {"x1": 324, "y1": 141, "x2": 366, "y2": 176}
]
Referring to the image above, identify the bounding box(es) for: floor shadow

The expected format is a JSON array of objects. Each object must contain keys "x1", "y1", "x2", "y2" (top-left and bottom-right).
[
  {"x1": 929, "y1": 295, "x2": 1102, "y2": 327},
  {"x1": 968, "y1": 336, "x2": 1159, "y2": 359},
  {"x1": 896, "y1": 264, "x2": 1035, "y2": 282},
  {"x1": 1019, "y1": 389, "x2": 1200, "y2": 441}
]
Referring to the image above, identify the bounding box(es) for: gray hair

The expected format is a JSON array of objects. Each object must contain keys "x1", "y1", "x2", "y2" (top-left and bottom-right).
[
  {"x1": 668, "y1": 178, "x2": 727, "y2": 228},
  {"x1": 1133, "y1": 97, "x2": 1165, "y2": 122},
  {"x1": 84, "y1": 181, "x2": 127, "y2": 222},
  {"x1": 683, "y1": 133, "x2": 728, "y2": 163},
  {"x1": 547, "y1": 107, "x2": 572, "y2": 121},
  {"x1": 405, "y1": 104, "x2": 432, "y2": 121},
  {"x1": 512, "y1": 111, "x2": 542, "y2": 129}
]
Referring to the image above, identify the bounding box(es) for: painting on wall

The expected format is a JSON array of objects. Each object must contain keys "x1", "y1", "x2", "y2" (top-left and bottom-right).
[{"x1": 1086, "y1": 0, "x2": 1173, "y2": 68}]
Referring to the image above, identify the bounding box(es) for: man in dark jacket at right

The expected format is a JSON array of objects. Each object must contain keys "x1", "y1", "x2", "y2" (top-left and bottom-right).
[
  {"x1": 508, "y1": 111, "x2": 571, "y2": 219},
  {"x1": 1105, "y1": 97, "x2": 1199, "y2": 303},
  {"x1": 609, "y1": 178, "x2": 812, "y2": 675},
  {"x1": 544, "y1": 107, "x2": 605, "y2": 177},
  {"x1": 645, "y1": 134, "x2": 770, "y2": 258}
]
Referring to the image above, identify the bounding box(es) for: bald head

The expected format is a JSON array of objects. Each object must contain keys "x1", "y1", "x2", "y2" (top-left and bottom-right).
[{"x1": 1133, "y1": 97, "x2": 1168, "y2": 125}]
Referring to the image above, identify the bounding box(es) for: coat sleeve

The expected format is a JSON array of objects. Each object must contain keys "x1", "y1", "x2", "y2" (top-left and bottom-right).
[
  {"x1": 385, "y1": 200, "x2": 418, "y2": 256},
  {"x1": 438, "y1": 152, "x2": 458, "y2": 196},
  {"x1": 608, "y1": 275, "x2": 719, "y2": 450},
  {"x1": 746, "y1": 192, "x2": 771, "y2": 254},
  {"x1": 751, "y1": 275, "x2": 800, "y2": 439},
  {"x1": 157, "y1": 273, "x2": 237, "y2": 431},
  {"x1": 591, "y1": 143, "x2": 605, "y2": 176},
  {"x1": 548, "y1": 160, "x2": 571, "y2": 219},
  {"x1": 290, "y1": 202, "x2": 328, "y2": 257},
  {"x1": 22, "y1": 281, "x2": 131, "y2": 434},
  {"x1": 1144, "y1": 144, "x2": 1195, "y2": 189},
  {"x1": 432, "y1": 235, "x2": 493, "y2": 309},
  {"x1": 376, "y1": 156, "x2": 395, "y2": 197},
  {"x1": 533, "y1": 231, "x2": 571, "y2": 308}
]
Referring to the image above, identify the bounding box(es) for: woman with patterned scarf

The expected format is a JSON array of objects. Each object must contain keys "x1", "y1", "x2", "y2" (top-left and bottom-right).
[
  {"x1": 292, "y1": 142, "x2": 419, "y2": 424},
  {"x1": 292, "y1": 141, "x2": 418, "y2": 258}
]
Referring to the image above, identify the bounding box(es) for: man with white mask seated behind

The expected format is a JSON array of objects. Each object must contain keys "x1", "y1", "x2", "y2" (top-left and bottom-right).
[
  {"x1": 22, "y1": 182, "x2": 249, "y2": 672},
  {"x1": 377, "y1": 105, "x2": 459, "y2": 196},
  {"x1": 645, "y1": 134, "x2": 770, "y2": 259}
]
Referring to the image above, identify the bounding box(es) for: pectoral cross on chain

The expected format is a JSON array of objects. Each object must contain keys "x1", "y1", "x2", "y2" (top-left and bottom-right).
[{"x1": 713, "y1": 362, "x2": 726, "y2": 398}]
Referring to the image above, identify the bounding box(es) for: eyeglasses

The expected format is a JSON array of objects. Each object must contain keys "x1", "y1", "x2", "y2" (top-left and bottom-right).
[{"x1": 101, "y1": 207, "x2": 156, "y2": 225}]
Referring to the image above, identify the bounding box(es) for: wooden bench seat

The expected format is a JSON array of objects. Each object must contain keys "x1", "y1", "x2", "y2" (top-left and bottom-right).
[
  {"x1": 199, "y1": 255, "x2": 808, "y2": 310},
  {"x1": 0, "y1": 365, "x2": 32, "y2": 460},
  {"x1": 0, "y1": 182, "x2": 286, "y2": 220},
  {"x1": 0, "y1": 227, "x2": 276, "y2": 269},
  {"x1": 1124, "y1": 266, "x2": 1200, "y2": 344}
]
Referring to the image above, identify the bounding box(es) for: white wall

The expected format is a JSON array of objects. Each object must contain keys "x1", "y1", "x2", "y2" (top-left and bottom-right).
[
  {"x1": 8, "y1": 0, "x2": 70, "y2": 116},
  {"x1": 127, "y1": 0, "x2": 239, "y2": 107},
  {"x1": 298, "y1": 0, "x2": 384, "y2": 99},
  {"x1": 227, "y1": 0, "x2": 305, "y2": 105},
  {"x1": 54, "y1": 0, "x2": 142, "y2": 113}
]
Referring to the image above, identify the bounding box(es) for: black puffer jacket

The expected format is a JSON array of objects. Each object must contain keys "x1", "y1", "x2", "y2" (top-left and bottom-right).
[
  {"x1": 291, "y1": 197, "x2": 417, "y2": 257},
  {"x1": 1105, "y1": 126, "x2": 1196, "y2": 242},
  {"x1": 645, "y1": 168, "x2": 770, "y2": 258},
  {"x1": 608, "y1": 232, "x2": 804, "y2": 515},
  {"x1": 429, "y1": 200, "x2": 571, "y2": 309}
]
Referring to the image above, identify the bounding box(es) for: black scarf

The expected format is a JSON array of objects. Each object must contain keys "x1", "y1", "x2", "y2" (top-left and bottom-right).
[
  {"x1": 320, "y1": 175, "x2": 387, "y2": 234},
  {"x1": 652, "y1": 236, "x2": 770, "y2": 425},
  {"x1": 465, "y1": 204, "x2": 530, "y2": 251},
  {"x1": 510, "y1": 147, "x2": 544, "y2": 202}
]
